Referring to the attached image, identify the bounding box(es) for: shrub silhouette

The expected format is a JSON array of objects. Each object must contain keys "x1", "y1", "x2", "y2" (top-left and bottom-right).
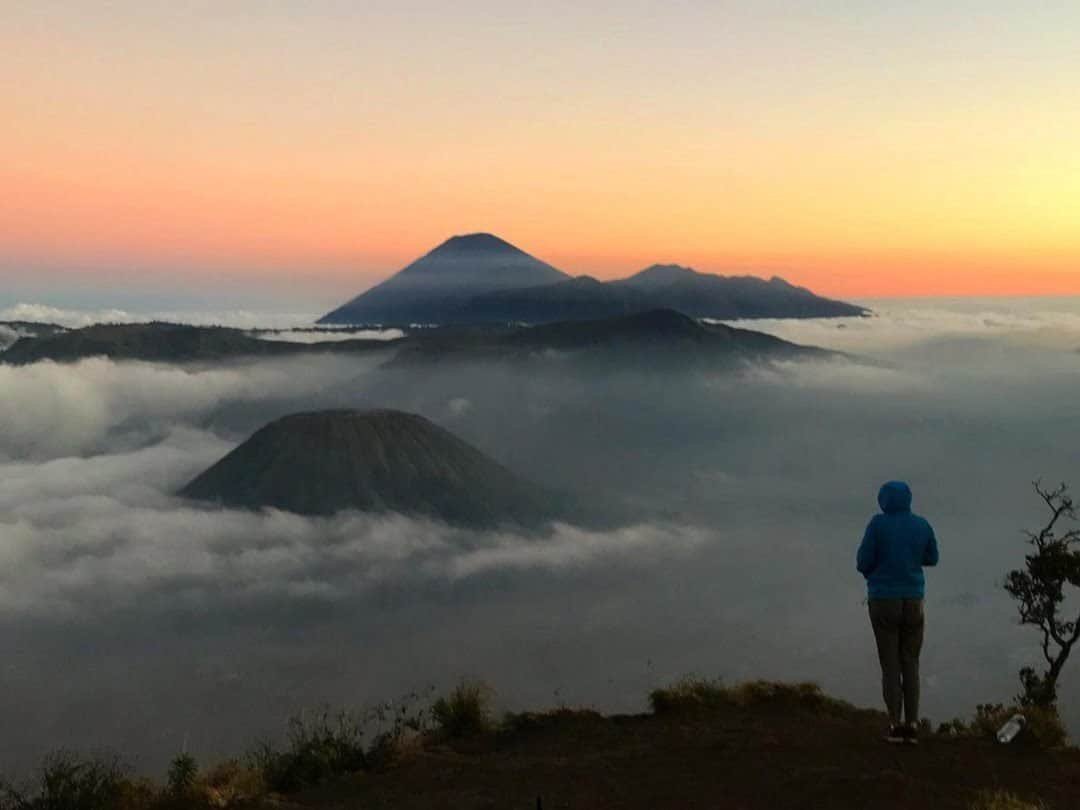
[
  {"x1": 364, "y1": 689, "x2": 436, "y2": 771},
  {"x1": 165, "y1": 752, "x2": 197, "y2": 798},
  {"x1": 1005, "y1": 481, "x2": 1080, "y2": 707},
  {"x1": 249, "y1": 708, "x2": 366, "y2": 793},
  {"x1": 0, "y1": 752, "x2": 130, "y2": 810},
  {"x1": 432, "y1": 681, "x2": 495, "y2": 738}
]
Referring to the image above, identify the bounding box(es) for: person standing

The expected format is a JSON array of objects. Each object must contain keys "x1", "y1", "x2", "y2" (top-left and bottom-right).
[{"x1": 857, "y1": 480, "x2": 939, "y2": 744}]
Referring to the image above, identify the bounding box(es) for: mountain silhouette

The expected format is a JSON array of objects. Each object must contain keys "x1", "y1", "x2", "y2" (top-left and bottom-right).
[
  {"x1": 462, "y1": 264, "x2": 867, "y2": 323},
  {"x1": 390, "y1": 308, "x2": 837, "y2": 370},
  {"x1": 615, "y1": 265, "x2": 866, "y2": 319},
  {"x1": 319, "y1": 235, "x2": 867, "y2": 325},
  {"x1": 318, "y1": 233, "x2": 569, "y2": 325},
  {"x1": 619, "y1": 263, "x2": 701, "y2": 290},
  {"x1": 180, "y1": 409, "x2": 559, "y2": 526}
]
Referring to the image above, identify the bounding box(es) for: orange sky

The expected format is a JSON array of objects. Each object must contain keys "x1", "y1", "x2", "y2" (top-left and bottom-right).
[{"x1": 3, "y1": 3, "x2": 1079, "y2": 302}]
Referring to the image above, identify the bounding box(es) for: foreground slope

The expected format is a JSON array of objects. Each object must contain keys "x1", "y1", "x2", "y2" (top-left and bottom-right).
[
  {"x1": 319, "y1": 233, "x2": 569, "y2": 325},
  {"x1": 181, "y1": 409, "x2": 557, "y2": 526},
  {"x1": 268, "y1": 683, "x2": 1080, "y2": 810}
]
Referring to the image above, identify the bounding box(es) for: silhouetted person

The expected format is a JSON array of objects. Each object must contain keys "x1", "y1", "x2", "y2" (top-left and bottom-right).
[{"x1": 857, "y1": 480, "x2": 939, "y2": 744}]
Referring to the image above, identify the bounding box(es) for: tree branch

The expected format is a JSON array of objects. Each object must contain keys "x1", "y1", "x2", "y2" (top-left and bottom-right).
[{"x1": 1007, "y1": 481, "x2": 1080, "y2": 706}]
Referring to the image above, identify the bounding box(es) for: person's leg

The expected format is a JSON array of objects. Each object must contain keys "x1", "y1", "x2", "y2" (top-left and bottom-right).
[
  {"x1": 868, "y1": 599, "x2": 903, "y2": 726},
  {"x1": 899, "y1": 599, "x2": 926, "y2": 727}
]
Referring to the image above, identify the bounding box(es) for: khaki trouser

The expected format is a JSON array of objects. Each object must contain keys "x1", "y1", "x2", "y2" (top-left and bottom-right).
[{"x1": 868, "y1": 598, "x2": 925, "y2": 725}]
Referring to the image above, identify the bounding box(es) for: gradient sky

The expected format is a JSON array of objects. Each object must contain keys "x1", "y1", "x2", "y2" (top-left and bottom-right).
[{"x1": 3, "y1": 1, "x2": 1079, "y2": 306}]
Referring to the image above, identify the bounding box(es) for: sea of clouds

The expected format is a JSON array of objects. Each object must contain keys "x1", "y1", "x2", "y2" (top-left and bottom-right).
[
  {"x1": 0, "y1": 302, "x2": 405, "y2": 352},
  {"x1": 0, "y1": 302, "x2": 323, "y2": 330},
  {"x1": 2, "y1": 297, "x2": 1080, "y2": 771}
]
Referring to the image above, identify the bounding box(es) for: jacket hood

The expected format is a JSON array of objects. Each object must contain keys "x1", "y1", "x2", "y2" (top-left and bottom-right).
[{"x1": 878, "y1": 481, "x2": 912, "y2": 514}]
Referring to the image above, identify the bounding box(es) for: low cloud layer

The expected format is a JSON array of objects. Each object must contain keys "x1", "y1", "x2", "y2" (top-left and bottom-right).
[
  {"x1": 0, "y1": 354, "x2": 384, "y2": 460},
  {"x1": 0, "y1": 430, "x2": 703, "y2": 619},
  {"x1": 721, "y1": 298, "x2": 1080, "y2": 354},
  {"x1": 0, "y1": 324, "x2": 31, "y2": 352},
  {"x1": 0, "y1": 302, "x2": 322, "y2": 330},
  {"x1": 252, "y1": 328, "x2": 405, "y2": 344}
]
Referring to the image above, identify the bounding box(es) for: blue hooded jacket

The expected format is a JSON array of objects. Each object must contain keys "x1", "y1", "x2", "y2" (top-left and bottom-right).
[{"x1": 856, "y1": 481, "x2": 939, "y2": 599}]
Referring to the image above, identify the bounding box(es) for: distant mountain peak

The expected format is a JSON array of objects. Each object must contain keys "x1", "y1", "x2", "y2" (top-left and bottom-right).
[
  {"x1": 768, "y1": 276, "x2": 798, "y2": 289},
  {"x1": 434, "y1": 233, "x2": 522, "y2": 254},
  {"x1": 625, "y1": 264, "x2": 702, "y2": 289},
  {"x1": 318, "y1": 233, "x2": 569, "y2": 325},
  {"x1": 641, "y1": 263, "x2": 696, "y2": 274}
]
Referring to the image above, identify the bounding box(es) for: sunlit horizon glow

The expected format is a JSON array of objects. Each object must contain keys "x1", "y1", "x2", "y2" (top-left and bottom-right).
[{"x1": 4, "y1": 2, "x2": 1079, "y2": 303}]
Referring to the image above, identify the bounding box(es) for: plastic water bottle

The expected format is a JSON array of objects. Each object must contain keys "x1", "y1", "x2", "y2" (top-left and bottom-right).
[{"x1": 996, "y1": 714, "x2": 1026, "y2": 743}]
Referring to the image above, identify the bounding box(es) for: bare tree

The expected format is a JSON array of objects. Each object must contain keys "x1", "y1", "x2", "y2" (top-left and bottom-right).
[{"x1": 1004, "y1": 481, "x2": 1080, "y2": 707}]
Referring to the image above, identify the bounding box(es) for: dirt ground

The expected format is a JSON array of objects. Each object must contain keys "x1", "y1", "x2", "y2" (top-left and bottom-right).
[{"x1": 278, "y1": 702, "x2": 1080, "y2": 810}]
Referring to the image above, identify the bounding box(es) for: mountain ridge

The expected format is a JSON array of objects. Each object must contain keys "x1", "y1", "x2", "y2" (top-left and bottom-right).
[
  {"x1": 0, "y1": 322, "x2": 396, "y2": 365},
  {"x1": 388, "y1": 307, "x2": 839, "y2": 370},
  {"x1": 319, "y1": 234, "x2": 868, "y2": 325}
]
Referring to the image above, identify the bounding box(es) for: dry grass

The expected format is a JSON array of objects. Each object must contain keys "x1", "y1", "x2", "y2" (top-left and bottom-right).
[
  {"x1": 649, "y1": 678, "x2": 855, "y2": 716},
  {"x1": 247, "y1": 708, "x2": 367, "y2": 793},
  {"x1": 969, "y1": 789, "x2": 1047, "y2": 810},
  {"x1": 198, "y1": 759, "x2": 266, "y2": 807},
  {"x1": 940, "y1": 703, "x2": 1068, "y2": 748},
  {"x1": 366, "y1": 728, "x2": 427, "y2": 772}
]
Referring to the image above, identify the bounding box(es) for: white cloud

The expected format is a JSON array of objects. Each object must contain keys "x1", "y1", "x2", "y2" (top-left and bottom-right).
[
  {"x1": 438, "y1": 523, "x2": 704, "y2": 580},
  {"x1": 0, "y1": 325, "x2": 29, "y2": 352},
  {"x1": 716, "y1": 298, "x2": 1080, "y2": 354},
  {"x1": 0, "y1": 303, "x2": 322, "y2": 330},
  {"x1": 0, "y1": 355, "x2": 381, "y2": 460},
  {"x1": 736, "y1": 358, "x2": 927, "y2": 393},
  {"x1": 251, "y1": 328, "x2": 405, "y2": 344}
]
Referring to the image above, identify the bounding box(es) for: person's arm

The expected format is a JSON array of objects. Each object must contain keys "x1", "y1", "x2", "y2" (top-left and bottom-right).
[
  {"x1": 922, "y1": 522, "x2": 939, "y2": 567},
  {"x1": 856, "y1": 518, "x2": 878, "y2": 576}
]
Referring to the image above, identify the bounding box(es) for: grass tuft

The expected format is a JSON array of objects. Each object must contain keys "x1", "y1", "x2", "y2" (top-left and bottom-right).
[
  {"x1": 193, "y1": 758, "x2": 265, "y2": 807},
  {"x1": 649, "y1": 678, "x2": 854, "y2": 716},
  {"x1": 432, "y1": 681, "x2": 495, "y2": 738},
  {"x1": 939, "y1": 703, "x2": 1068, "y2": 748},
  {"x1": 648, "y1": 677, "x2": 729, "y2": 714},
  {"x1": 248, "y1": 708, "x2": 366, "y2": 793}
]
